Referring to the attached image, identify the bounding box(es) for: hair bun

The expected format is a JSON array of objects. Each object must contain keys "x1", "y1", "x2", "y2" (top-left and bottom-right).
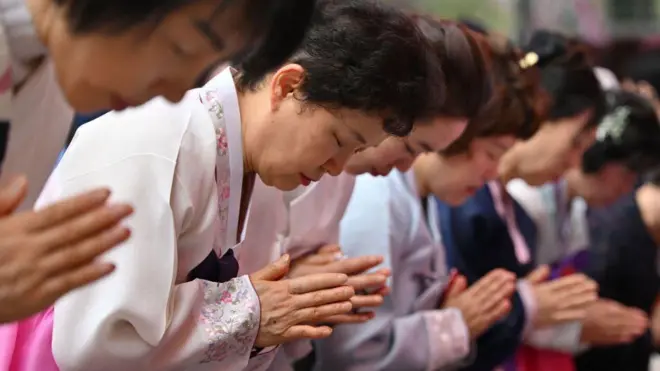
[{"x1": 523, "y1": 30, "x2": 569, "y2": 67}]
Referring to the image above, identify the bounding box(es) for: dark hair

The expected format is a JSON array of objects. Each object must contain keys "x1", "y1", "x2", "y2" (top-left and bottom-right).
[
  {"x1": 236, "y1": 0, "x2": 445, "y2": 137},
  {"x1": 583, "y1": 90, "x2": 660, "y2": 174},
  {"x1": 427, "y1": 28, "x2": 548, "y2": 155},
  {"x1": 524, "y1": 30, "x2": 606, "y2": 128},
  {"x1": 412, "y1": 16, "x2": 489, "y2": 121},
  {"x1": 54, "y1": 0, "x2": 316, "y2": 86}
]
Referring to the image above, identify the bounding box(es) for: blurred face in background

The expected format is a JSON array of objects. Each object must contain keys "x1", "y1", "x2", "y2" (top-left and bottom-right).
[
  {"x1": 563, "y1": 165, "x2": 637, "y2": 207},
  {"x1": 343, "y1": 116, "x2": 467, "y2": 175},
  {"x1": 413, "y1": 135, "x2": 516, "y2": 205},
  {"x1": 499, "y1": 110, "x2": 596, "y2": 186}
]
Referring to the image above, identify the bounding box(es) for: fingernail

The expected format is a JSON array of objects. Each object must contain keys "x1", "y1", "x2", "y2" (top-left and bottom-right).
[
  {"x1": 333, "y1": 252, "x2": 345, "y2": 261},
  {"x1": 369, "y1": 256, "x2": 383, "y2": 263},
  {"x1": 281, "y1": 254, "x2": 290, "y2": 264}
]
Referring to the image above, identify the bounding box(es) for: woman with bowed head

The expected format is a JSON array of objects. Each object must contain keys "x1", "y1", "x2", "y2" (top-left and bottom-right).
[
  {"x1": 0, "y1": 0, "x2": 316, "y2": 323},
  {"x1": 0, "y1": 1, "x2": 446, "y2": 370}
]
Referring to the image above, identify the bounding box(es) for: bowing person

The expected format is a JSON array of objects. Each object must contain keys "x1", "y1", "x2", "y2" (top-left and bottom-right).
[{"x1": 0, "y1": 0, "x2": 316, "y2": 322}]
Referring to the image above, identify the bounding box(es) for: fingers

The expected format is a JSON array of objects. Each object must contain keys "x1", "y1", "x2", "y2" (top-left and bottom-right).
[
  {"x1": 281, "y1": 325, "x2": 333, "y2": 342},
  {"x1": 326, "y1": 255, "x2": 384, "y2": 275},
  {"x1": 40, "y1": 226, "x2": 131, "y2": 276},
  {"x1": 0, "y1": 176, "x2": 27, "y2": 216},
  {"x1": 22, "y1": 189, "x2": 113, "y2": 232},
  {"x1": 294, "y1": 301, "x2": 353, "y2": 324},
  {"x1": 487, "y1": 299, "x2": 512, "y2": 324},
  {"x1": 317, "y1": 244, "x2": 341, "y2": 254},
  {"x1": 470, "y1": 269, "x2": 514, "y2": 299},
  {"x1": 321, "y1": 312, "x2": 375, "y2": 325},
  {"x1": 35, "y1": 204, "x2": 133, "y2": 254},
  {"x1": 38, "y1": 261, "x2": 116, "y2": 302},
  {"x1": 251, "y1": 255, "x2": 291, "y2": 281},
  {"x1": 350, "y1": 294, "x2": 384, "y2": 308},
  {"x1": 526, "y1": 265, "x2": 550, "y2": 284},
  {"x1": 346, "y1": 272, "x2": 387, "y2": 291},
  {"x1": 445, "y1": 275, "x2": 468, "y2": 299},
  {"x1": 295, "y1": 286, "x2": 354, "y2": 308},
  {"x1": 476, "y1": 278, "x2": 516, "y2": 313},
  {"x1": 288, "y1": 273, "x2": 348, "y2": 294}
]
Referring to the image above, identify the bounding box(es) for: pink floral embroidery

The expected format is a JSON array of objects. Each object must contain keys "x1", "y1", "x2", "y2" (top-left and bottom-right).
[
  {"x1": 195, "y1": 85, "x2": 261, "y2": 364},
  {"x1": 198, "y1": 277, "x2": 260, "y2": 363},
  {"x1": 199, "y1": 87, "x2": 232, "y2": 251},
  {"x1": 216, "y1": 128, "x2": 228, "y2": 156},
  {"x1": 220, "y1": 290, "x2": 232, "y2": 303}
]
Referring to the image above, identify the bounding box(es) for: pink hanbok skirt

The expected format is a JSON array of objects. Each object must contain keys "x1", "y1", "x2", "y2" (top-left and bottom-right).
[{"x1": 0, "y1": 307, "x2": 58, "y2": 371}]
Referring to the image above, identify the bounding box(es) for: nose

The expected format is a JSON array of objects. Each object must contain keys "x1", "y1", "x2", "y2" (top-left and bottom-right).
[{"x1": 323, "y1": 158, "x2": 343, "y2": 176}]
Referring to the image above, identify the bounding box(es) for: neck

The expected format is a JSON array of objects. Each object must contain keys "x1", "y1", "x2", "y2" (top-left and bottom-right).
[
  {"x1": 637, "y1": 184, "x2": 660, "y2": 246},
  {"x1": 413, "y1": 161, "x2": 431, "y2": 198},
  {"x1": 236, "y1": 90, "x2": 264, "y2": 175},
  {"x1": 498, "y1": 150, "x2": 519, "y2": 184}
]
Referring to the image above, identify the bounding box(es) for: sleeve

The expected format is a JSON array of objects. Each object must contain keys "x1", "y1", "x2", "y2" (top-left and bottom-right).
[
  {"x1": 49, "y1": 100, "x2": 261, "y2": 371},
  {"x1": 314, "y1": 175, "x2": 470, "y2": 371},
  {"x1": 525, "y1": 322, "x2": 584, "y2": 353},
  {"x1": 441, "y1": 200, "x2": 531, "y2": 370}
]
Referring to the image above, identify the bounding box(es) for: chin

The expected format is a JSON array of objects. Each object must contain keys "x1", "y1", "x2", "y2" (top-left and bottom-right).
[{"x1": 267, "y1": 177, "x2": 300, "y2": 191}]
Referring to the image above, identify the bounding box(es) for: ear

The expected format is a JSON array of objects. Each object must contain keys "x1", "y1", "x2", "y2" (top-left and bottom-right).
[{"x1": 269, "y1": 64, "x2": 305, "y2": 111}]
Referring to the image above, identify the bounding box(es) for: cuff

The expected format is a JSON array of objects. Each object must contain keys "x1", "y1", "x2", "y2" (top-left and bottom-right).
[
  {"x1": 199, "y1": 275, "x2": 261, "y2": 364},
  {"x1": 422, "y1": 308, "x2": 471, "y2": 371},
  {"x1": 526, "y1": 321, "x2": 584, "y2": 353},
  {"x1": 517, "y1": 279, "x2": 538, "y2": 337}
]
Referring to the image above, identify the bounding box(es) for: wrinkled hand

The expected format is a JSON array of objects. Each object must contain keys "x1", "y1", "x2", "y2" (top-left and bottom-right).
[
  {"x1": 289, "y1": 244, "x2": 389, "y2": 324},
  {"x1": 526, "y1": 267, "x2": 598, "y2": 328},
  {"x1": 581, "y1": 299, "x2": 648, "y2": 345},
  {"x1": 442, "y1": 269, "x2": 516, "y2": 339},
  {"x1": 0, "y1": 176, "x2": 133, "y2": 323},
  {"x1": 250, "y1": 254, "x2": 355, "y2": 347}
]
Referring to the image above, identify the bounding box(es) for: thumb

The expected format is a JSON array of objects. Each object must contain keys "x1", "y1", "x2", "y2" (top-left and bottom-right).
[
  {"x1": 251, "y1": 254, "x2": 291, "y2": 281},
  {"x1": 526, "y1": 265, "x2": 551, "y2": 284},
  {"x1": 0, "y1": 176, "x2": 27, "y2": 216},
  {"x1": 446, "y1": 274, "x2": 468, "y2": 298}
]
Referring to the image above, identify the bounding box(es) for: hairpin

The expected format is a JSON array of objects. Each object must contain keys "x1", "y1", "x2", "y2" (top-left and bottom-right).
[
  {"x1": 518, "y1": 52, "x2": 539, "y2": 69},
  {"x1": 596, "y1": 106, "x2": 630, "y2": 143}
]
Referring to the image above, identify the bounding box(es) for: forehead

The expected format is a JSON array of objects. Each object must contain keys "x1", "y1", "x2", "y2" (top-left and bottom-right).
[
  {"x1": 335, "y1": 109, "x2": 389, "y2": 147},
  {"x1": 409, "y1": 117, "x2": 468, "y2": 151}
]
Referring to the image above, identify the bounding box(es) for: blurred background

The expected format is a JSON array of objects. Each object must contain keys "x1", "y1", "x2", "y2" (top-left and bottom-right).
[{"x1": 394, "y1": 0, "x2": 660, "y2": 92}]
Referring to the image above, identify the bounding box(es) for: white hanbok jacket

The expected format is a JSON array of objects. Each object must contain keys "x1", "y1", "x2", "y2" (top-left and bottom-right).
[{"x1": 36, "y1": 69, "x2": 266, "y2": 371}]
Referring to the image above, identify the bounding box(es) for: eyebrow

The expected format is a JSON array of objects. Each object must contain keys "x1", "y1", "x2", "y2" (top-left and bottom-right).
[
  {"x1": 192, "y1": 0, "x2": 234, "y2": 52},
  {"x1": 194, "y1": 20, "x2": 226, "y2": 52}
]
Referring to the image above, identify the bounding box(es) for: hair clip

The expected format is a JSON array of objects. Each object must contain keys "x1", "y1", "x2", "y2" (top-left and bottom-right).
[
  {"x1": 519, "y1": 52, "x2": 539, "y2": 69},
  {"x1": 596, "y1": 106, "x2": 630, "y2": 143}
]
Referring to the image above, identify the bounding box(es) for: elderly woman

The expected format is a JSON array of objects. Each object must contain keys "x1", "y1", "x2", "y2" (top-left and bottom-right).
[{"x1": 0, "y1": 0, "x2": 315, "y2": 323}]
